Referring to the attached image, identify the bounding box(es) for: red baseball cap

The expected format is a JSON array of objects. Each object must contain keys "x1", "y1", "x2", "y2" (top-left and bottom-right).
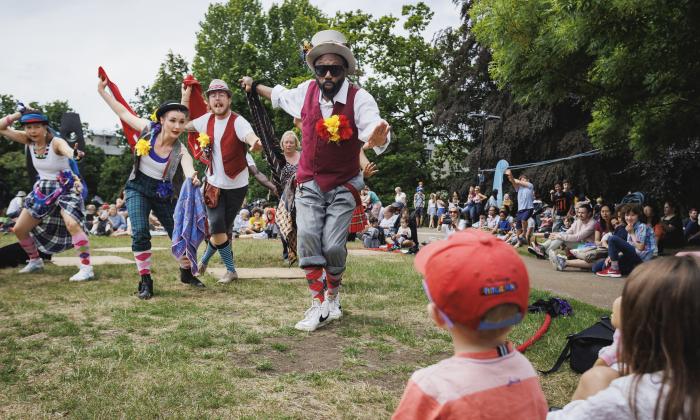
[{"x1": 415, "y1": 229, "x2": 529, "y2": 330}]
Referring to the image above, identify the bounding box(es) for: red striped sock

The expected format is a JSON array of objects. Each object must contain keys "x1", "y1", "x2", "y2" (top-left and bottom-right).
[
  {"x1": 134, "y1": 250, "x2": 152, "y2": 276},
  {"x1": 304, "y1": 266, "x2": 325, "y2": 302},
  {"x1": 19, "y1": 237, "x2": 39, "y2": 260},
  {"x1": 72, "y1": 232, "x2": 91, "y2": 266},
  {"x1": 326, "y1": 272, "x2": 342, "y2": 298}
]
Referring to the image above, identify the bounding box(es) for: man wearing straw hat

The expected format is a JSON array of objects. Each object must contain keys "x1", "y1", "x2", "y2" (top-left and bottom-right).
[
  {"x1": 241, "y1": 29, "x2": 391, "y2": 331},
  {"x1": 182, "y1": 78, "x2": 262, "y2": 285}
]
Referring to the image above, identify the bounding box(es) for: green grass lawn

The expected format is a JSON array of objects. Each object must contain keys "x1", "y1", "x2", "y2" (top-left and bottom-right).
[{"x1": 0, "y1": 235, "x2": 609, "y2": 418}]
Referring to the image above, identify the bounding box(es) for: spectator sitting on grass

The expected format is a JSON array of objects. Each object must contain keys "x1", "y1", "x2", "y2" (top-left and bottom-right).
[
  {"x1": 380, "y1": 205, "x2": 400, "y2": 239},
  {"x1": 659, "y1": 201, "x2": 684, "y2": 251},
  {"x1": 248, "y1": 207, "x2": 266, "y2": 233},
  {"x1": 232, "y1": 209, "x2": 250, "y2": 237},
  {"x1": 443, "y1": 205, "x2": 466, "y2": 239},
  {"x1": 472, "y1": 214, "x2": 488, "y2": 229},
  {"x1": 684, "y1": 208, "x2": 700, "y2": 245},
  {"x1": 393, "y1": 230, "x2": 547, "y2": 419},
  {"x1": 108, "y1": 204, "x2": 129, "y2": 237},
  {"x1": 555, "y1": 205, "x2": 614, "y2": 272},
  {"x1": 593, "y1": 197, "x2": 604, "y2": 219},
  {"x1": 485, "y1": 206, "x2": 499, "y2": 230},
  {"x1": 643, "y1": 204, "x2": 662, "y2": 249},
  {"x1": 492, "y1": 208, "x2": 512, "y2": 236},
  {"x1": 362, "y1": 216, "x2": 381, "y2": 248},
  {"x1": 528, "y1": 204, "x2": 595, "y2": 268},
  {"x1": 595, "y1": 204, "x2": 656, "y2": 278},
  {"x1": 390, "y1": 218, "x2": 415, "y2": 249},
  {"x1": 559, "y1": 215, "x2": 574, "y2": 232},
  {"x1": 84, "y1": 204, "x2": 97, "y2": 232},
  {"x1": 91, "y1": 211, "x2": 112, "y2": 236}
]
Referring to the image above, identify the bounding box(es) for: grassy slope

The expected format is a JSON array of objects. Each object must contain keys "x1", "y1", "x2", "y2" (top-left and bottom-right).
[{"x1": 0, "y1": 235, "x2": 608, "y2": 419}]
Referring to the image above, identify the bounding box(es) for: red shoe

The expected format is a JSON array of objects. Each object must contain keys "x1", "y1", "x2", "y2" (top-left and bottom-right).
[{"x1": 596, "y1": 267, "x2": 621, "y2": 278}]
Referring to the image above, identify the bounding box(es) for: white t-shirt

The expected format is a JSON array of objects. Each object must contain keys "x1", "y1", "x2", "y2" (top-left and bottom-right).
[
  {"x1": 548, "y1": 373, "x2": 669, "y2": 420},
  {"x1": 138, "y1": 148, "x2": 171, "y2": 180},
  {"x1": 192, "y1": 112, "x2": 254, "y2": 189}
]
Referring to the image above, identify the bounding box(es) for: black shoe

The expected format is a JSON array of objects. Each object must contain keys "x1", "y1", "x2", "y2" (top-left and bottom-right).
[
  {"x1": 138, "y1": 275, "x2": 154, "y2": 300},
  {"x1": 180, "y1": 268, "x2": 206, "y2": 288}
]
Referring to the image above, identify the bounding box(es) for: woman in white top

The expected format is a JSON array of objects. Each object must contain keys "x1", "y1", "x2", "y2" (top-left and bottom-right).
[
  {"x1": 549, "y1": 256, "x2": 700, "y2": 420},
  {"x1": 0, "y1": 108, "x2": 94, "y2": 281},
  {"x1": 98, "y1": 77, "x2": 201, "y2": 299}
]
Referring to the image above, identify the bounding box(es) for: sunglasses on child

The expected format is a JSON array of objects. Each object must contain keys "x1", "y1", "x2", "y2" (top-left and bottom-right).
[{"x1": 314, "y1": 65, "x2": 345, "y2": 77}]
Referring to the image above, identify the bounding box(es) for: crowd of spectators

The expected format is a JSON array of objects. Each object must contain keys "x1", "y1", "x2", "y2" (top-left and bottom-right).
[{"x1": 357, "y1": 175, "x2": 699, "y2": 275}]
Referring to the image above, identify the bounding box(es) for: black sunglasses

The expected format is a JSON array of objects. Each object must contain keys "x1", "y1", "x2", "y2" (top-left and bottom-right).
[{"x1": 314, "y1": 65, "x2": 344, "y2": 77}]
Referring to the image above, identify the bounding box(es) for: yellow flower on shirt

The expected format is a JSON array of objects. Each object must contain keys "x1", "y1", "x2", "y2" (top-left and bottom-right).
[
  {"x1": 197, "y1": 133, "x2": 210, "y2": 148},
  {"x1": 135, "y1": 138, "x2": 151, "y2": 156}
]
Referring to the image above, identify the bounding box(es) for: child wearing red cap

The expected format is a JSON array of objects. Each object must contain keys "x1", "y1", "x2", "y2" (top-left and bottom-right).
[{"x1": 393, "y1": 229, "x2": 547, "y2": 420}]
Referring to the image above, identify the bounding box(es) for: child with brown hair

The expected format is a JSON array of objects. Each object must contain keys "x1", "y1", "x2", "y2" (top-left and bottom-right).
[
  {"x1": 393, "y1": 229, "x2": 547, "y2": 419},
  {"x1": 549, "y1": 256, "x2": 700, "y2": 419}
]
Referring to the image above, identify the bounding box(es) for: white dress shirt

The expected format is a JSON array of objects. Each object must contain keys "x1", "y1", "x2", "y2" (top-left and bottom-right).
[{"x1": 271, "y1": 79, "x2": 390, "y2": 155}]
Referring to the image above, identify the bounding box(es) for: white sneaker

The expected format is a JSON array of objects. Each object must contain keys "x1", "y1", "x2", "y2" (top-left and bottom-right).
[
  {"x1": 69, "y1": 264, "x2": 94, "y2": 282},
  {"x1": 327, "y1": 292, "x2": 342, "y2": 321},
  {"x1": 217, "y1": 270, "x2": 238, "y2": 284},
  {"x1": 19, "y1": 258, "x2": 44, "y2": 273},
  {"x1": 294, "y1": 299, "x2": 331, "y2": 332}
]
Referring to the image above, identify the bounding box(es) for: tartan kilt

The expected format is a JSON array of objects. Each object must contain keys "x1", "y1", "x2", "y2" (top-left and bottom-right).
[
  {"x1": 24, "y1": 179, "x2": 85, "y2": 254},
  {"x1": 348, "y1": 205, "x2": 368, "y2": 234}
]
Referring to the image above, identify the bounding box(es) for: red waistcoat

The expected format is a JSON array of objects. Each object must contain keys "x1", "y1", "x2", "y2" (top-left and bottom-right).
[
  {"x1": 206, "y1": 113, "x2": 247, "y2": 179},
  {"x1": 298, "y1": 82, "x2": 362, "y2": 192}
]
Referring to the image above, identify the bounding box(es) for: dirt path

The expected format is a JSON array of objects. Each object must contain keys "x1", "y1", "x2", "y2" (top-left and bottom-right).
[{"x1": 417, "y1": 228, "x2": 621, "y2": 309}]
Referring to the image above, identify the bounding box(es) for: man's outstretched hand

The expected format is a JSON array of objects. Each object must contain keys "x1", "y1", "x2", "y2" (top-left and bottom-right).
[{"x1": 364, "y1": 121, "x2": 390, "y2": 150}]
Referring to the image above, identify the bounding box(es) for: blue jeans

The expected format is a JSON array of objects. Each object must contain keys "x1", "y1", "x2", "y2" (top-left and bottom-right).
[{"x1": 607, "y1": 235, "x2": 643, "y2": 270}]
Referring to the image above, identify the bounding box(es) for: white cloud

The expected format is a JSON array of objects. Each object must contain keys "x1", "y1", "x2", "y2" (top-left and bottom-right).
[{"x1": 0, "y1": 0, "x2": 460, "y2": 132}]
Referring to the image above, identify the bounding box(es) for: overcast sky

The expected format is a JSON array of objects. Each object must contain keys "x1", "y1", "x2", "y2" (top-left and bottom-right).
[{"x1": 0, "y1": 0, "x2": 461, "y2": 132}]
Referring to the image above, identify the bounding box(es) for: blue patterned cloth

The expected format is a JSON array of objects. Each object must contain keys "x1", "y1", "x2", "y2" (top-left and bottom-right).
[{"x1": 171, "y1": 179, "x2": 207, "y2": 274}]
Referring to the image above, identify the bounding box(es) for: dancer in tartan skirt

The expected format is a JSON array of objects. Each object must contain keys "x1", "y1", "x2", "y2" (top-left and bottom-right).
[
  {"x1": 241, "y1": 30, "x2": 391, "y2": 331},
  {"x1": 98, "y1": 76, "x2": 203, "y2": 299},
  {"x1": 0, "y1": 106, "x2": 94, "y2": 281}
]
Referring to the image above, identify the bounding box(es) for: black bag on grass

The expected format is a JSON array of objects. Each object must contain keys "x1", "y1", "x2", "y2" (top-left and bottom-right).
[{"x1": 541, "y1": 316, "x2": 614, "y2": 374}]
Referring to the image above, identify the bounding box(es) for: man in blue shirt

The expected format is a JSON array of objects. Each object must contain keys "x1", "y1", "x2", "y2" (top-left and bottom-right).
[{"x1": 505, "y1": 168, "x2": 534, "y2": 241}]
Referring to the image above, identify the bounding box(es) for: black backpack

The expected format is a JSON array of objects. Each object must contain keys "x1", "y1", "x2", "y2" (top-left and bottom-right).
[{"x1": 542, "y1": 316, "x2": 615, "y2": 374}]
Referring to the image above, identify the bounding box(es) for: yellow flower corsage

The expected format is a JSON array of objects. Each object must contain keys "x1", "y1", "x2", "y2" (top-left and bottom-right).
[
  {"x1": 135, "y1": 138, "x2": 151, "y2": 156},
  {"x1": 197, "y1": 133, "x2": 210, "y2": 148},
  {"x1": 315, "y1": 114, "x2": 352, "y2": 143},
  {"x1": 150, "y1": 110, "x2": 158, "y2": 122}
]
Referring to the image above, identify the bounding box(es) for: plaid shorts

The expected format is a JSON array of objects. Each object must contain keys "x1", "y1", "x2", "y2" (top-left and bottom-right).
[
  {"x1": 125, "y1": 172, "x2": 176, "y2": 252},
  {"x1": 25, "y1": 179, "x2": 85, "y2": 254}
]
